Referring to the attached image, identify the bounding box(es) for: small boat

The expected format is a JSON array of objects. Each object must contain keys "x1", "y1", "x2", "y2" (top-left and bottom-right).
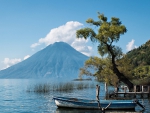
[{"x1": 53, "y1": 96, "x2": 141, "y2": 110}]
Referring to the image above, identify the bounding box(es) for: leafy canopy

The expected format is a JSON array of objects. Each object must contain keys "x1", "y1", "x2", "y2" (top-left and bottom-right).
[
  {"x1": 79, "y1": 56, "x2": 118, "y2": 86},
  {"x1": 80, "y1": 56, "x2": 133, "y2": 86},
  {"x1": 76, "y1": 12, "x2": 127, "y2": 59}
]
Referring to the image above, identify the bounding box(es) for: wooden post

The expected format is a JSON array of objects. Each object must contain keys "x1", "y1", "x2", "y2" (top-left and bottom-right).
[
  {"x1": 96, "y1": 85, "x2": 101, "y2": 109},
  {"x1": 134, "y1": 85, "x2": 136, "y2": 98},
  {"x1": 96, "y1": 85, "x2": 100, "y2": 98},
  {"x1": 124, "y1": 86, "x2": 127, "y2": 93},
  {"x1": 142, "y1": 85, "x2": 144, "y2": 92},
  {"x1": 141, "y1": 85, "x2": 143, "y2": 98},
  {"x1": 148, "y1": 86, "x2": 150, "y2": 97},
  {"x1": 105, "y1": 82, "x2": 108, "y2": 94},
  {"x1": 124, "y1": 86, "x2": 127, "y2": 97},
  {"x1": 134, "y1": 85, "x2": 136, "y2": 92},
  {"x1": 114, "y1": 87, "x2": 118, "y2": 97},
  {"x1": 105, "y1": 82, "x2": 108, "y2": 99}
]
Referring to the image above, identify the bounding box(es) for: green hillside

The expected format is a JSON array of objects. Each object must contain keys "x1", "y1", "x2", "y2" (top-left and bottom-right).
[
  {"x1": 126, "y1": 40, "x2": 150, "y2": 85},
  {"x1": 127, "y1": 40, "x2": 150, "y2": 68}
]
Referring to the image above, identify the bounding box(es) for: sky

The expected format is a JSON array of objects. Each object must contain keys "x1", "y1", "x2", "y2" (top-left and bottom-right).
[{"x1": 0, "y1": 0, "x2": 150, "y2": 70}]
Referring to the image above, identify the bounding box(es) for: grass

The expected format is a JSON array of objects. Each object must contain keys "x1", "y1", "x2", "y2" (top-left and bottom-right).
[
  {"x1": 53, "y1": 82, "x2": 74, "y2": 92},
  {"x1": 27, "y1": 82, "x2": 95, "y2": 93},
  {"x1": 27, "y1": 83, "x2": 51, "y2": 93}
]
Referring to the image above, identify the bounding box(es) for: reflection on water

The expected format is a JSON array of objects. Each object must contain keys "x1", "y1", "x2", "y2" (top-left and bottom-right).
[
  {"x1": 0, "y1": 79, "x2": 149, "y2": 113},
  {"x1": 55, "y1": 108, "x2": 142, "y2": 113},
  {"x1": 56, "y1": 108, "x2": 104, "y2": 113}
]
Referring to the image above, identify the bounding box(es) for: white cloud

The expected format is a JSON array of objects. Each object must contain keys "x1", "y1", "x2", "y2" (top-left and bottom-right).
[
  {"x1": 1, "y1": 55, "x2": 31, "y2": 70},
  {"x1": 126, "y1": 39, "x2": 137, "y2": 51},
  {"x1": 3, "y1": 58, "x2": 21, "y2": 69},
  {"x1": 30, "y1": 43, "x2": 40, "y2": 48},
  {"x1": 31, "y1": 21, "x2": 93, "y2": 56},
  {"x1": 71, "y1": 38, "x2": 93, "y2": 56},
  {"x1": 24, "y1": 55, "x2": 30, "y2": 60}
]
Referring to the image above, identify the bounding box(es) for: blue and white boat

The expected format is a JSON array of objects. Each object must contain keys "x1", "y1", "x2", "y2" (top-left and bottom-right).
[{"x1": 53, "y1": 97, "x2": 141, "y2": 110}]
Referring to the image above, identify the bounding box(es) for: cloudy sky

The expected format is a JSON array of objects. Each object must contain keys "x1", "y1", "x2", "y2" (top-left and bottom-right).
[{"x1": 0, "y1": 0, "x2": 150, "y2": 70}]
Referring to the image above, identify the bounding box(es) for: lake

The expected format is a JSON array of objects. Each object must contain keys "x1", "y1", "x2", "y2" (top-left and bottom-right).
[{"x1": 0, "y1": 79, "x2": 149, "y2": 113}]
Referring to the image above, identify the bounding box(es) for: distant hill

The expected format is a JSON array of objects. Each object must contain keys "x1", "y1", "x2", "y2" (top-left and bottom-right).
[
  {"x1": 0, "y1": 42, "x2": 88, "y2": 79},
  {"x1": 126, "y1": 40, "x2": 150, "y2": 67}
]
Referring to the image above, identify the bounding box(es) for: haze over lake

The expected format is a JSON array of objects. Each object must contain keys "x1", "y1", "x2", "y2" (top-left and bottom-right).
[{"x1": 0, "y1": 79, "x2": 149, "y2": 113}]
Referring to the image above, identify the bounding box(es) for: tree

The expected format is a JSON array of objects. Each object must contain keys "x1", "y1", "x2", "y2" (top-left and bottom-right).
[
  {"x1": 76, "y1": 12, "x2": 134, "y2": 90},
  {"x1": 80, "y1": 56, "x2": 119, "y2": 86}
]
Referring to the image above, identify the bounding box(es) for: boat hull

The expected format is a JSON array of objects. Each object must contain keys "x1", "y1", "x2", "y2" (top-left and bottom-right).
[{"x1": 53, "y1": 97, "x2": 137, "y2": 110}]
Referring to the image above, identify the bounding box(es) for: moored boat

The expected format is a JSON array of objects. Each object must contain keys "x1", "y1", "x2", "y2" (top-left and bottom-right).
[{"x1": 53, "y1": 96, "x2": 138, "y2": 110}]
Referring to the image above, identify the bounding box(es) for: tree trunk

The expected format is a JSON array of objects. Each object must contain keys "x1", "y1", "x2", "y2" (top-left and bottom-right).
[
  {"x1": 113, "y1": 64, "x2": 133, "y2": 91},
  {"x1": 112, "y1": 55, "x2": 134, "y2": 91},
  {"x1": 106, "y1": 44, "x2": 134, "y2": 91}
]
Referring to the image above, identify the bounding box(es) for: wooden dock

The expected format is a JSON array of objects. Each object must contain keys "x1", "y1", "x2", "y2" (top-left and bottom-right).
[{"x1": 110, "y1": 85, "x2": 150, "y2": 98}]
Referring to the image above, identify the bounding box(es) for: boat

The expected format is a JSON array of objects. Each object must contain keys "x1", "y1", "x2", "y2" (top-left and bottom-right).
[{"x1": 53, "y1": 96, "x2": 142, "y2": 110}]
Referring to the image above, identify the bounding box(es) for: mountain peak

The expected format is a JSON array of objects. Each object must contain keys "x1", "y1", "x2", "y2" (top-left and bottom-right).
[
  {"x1": 0, "y1": 41, "x2": 88, "y2": 79},
  {"x1": 53, "y1": 41, "x2": 68, "y2": 45},
  {"x1": 50, "y1": 41, "x2": 71, "y2": 49}
]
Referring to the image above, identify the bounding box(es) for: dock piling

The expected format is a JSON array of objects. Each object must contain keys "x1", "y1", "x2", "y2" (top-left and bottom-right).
[{"x1": 96, "y1": 85, "x2": 100, "y2": 97}]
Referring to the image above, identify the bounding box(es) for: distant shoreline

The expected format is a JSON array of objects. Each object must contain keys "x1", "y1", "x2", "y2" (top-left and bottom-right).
[{"x1": 73, "y1": 78, "x2": 92, "y2": 81}]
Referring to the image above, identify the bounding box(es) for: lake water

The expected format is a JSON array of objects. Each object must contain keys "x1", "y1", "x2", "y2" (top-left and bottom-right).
[{"x1": 0, "y1": 79, "x2": 149, "y2": 113}]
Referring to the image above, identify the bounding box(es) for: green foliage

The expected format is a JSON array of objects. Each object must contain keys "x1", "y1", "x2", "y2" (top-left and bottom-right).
[
  {"x1": 76, "y1": 12, "x2": 127, "y2": 61},
  {"x1": 80, "y1": 56, "x2": 134, "y2": 86},
  {"x1": 77, "y1": 13, "x2": 126, "y2": 58},
  {"x1": 76, "y1": 12, "x2": 134, "y2": 88},
  {"x1": 76, "y1": 28, "x2": 96, "y2": 41},
  {"x1": 77, "y1": 12, "x2": 150, "y2": 86},
  {"x1": 132, "y1": 66, "x2": 150, "y2": 79},
  {"x1": 116, "y1": 55, "x2": 134, "y2": 80},
  {"x1": 79, "y1": 56, "x2": 118, "y2": 86},
  {"x1": 127, "y1": 40, "x2": 150, "y2": 67},
  {"x1": 125, "y1": 40, "x2": 150, "y2": 85}
]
